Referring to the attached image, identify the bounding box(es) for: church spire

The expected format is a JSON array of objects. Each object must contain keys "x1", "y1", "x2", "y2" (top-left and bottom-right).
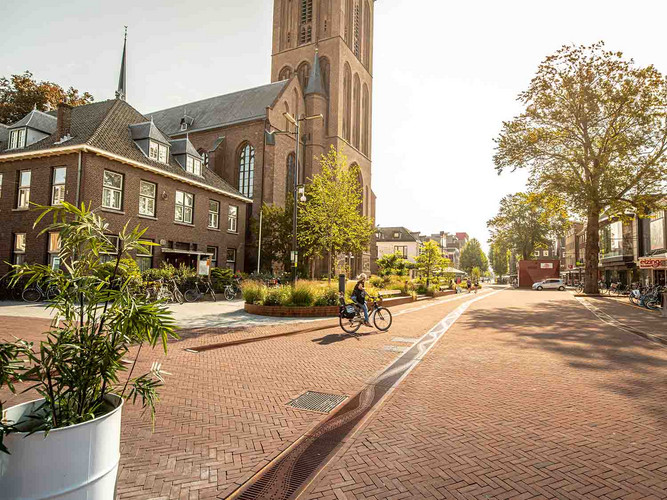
[
  {"x1": 115, "y1": 27, "x2": 128, "y2": 100},
  {"x1": 305, "y1": 48, "x2": 325, "y2": 97}
]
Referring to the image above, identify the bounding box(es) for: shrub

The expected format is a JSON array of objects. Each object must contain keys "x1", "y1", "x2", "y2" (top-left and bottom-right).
[
  {"x1": 211, "y1": 267, "x2": 234, "y2": 292},
  {"x1": 427, "y1": 284, "x2": 439, "y2": 297},
  {"x1": 314, "y1": 286, "x2": 339, "y2": 306},
  {"x1": 264, "y1": 286, "x2": 291, "y2": 306},
  {"x1": 416, "y1": 284, "x2": 428, "y2": 295},
  {"x1": 242, "y1": 280, "x2": 267, "y2": 304},
  {"x1": 290, "y1": 282, "x2": 318, "y2": 307},
  {"x1": 369, "y1": 276, "x2": 384, "y2": 288}
]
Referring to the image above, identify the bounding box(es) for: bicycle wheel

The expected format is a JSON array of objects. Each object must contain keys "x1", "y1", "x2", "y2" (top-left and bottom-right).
[
  {"x1": 22, "y1": 287, "x2": 42, "y2": 303},
  {"x1": 210, "y1": 289, "x2": 217, "y2": 302},
  {"x1": 224, "y1": 287, "x2": 236, "y2": 301},
  {"x1": 184, "y1": 289, "x2": 200, "y2": 302},
  {"x1": 339, "y1": 315, "x2": 362, "y2": 334},
  {"x1": 646, "y1": 298, "x2": 662, "y2": 311},
  {"x1": 373, "y1": 307, "x2": 393, "y2": 332},
  {"x1": 173, "y1": 288, "x2": 185, "y2": 304}
]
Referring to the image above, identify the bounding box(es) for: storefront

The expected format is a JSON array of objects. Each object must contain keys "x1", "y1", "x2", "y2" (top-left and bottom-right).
[{"x1": 638, "y1": 257, "x2": 667, "y2": 286}]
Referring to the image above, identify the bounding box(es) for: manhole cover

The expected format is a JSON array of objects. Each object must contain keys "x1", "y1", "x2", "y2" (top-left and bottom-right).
[
  {"x1": 383, "y1": 345, "x2": 408, "y2": 353},
  {"x1": 286, "y1": 391, "x2": 348, "y2": 413}
]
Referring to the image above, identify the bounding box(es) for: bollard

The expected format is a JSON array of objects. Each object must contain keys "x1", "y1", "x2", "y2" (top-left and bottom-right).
[
  {"x1": 663, "y1": 291, "x2": 667, "y2": 318},
  {"x1": 339, "y1": 274, "x2": 346, "y2": 295}
]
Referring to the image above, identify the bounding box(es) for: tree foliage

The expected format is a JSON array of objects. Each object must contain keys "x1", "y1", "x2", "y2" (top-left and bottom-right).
[
  {"x1": 415, "y1": 240, "x2": 447, "y2": 287},
  {"x1": 488, "y1": 242, "x2": 509, "y2": 279},
  {"x1": 487, "y1": 192, "x2": 569, "y2": 260},
  {"x1": 298, "y1": 147, "x2": 374, "y2": 280},
  {"x1": 376, "y1": 251, "x2": 409, "y2": 277},
  {"x1": 0, "y1": 71, "x2": 94, "y2": 124},
  {"x1": 252, "y1": 202, "x2": 293, "y2": 272},
  {"x1": 460, "y1": 238, "x2": 488, "y2": 275},
  {"x1": 494, "y1": 42, "x2": 667, "y2": 293}
]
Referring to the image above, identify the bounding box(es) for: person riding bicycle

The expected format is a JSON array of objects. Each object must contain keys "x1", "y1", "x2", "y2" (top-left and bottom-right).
[{"x1": 351, "y1": 273, "x2": 372, "y2": 327}]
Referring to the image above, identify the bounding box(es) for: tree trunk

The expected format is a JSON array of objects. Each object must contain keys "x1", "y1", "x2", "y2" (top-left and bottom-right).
[
  {"x1": 327, "y1": 249, "x2": 332, "y2": 285},
  {"x1": 584, "y1": 205, "x2": 600, "y2": 295}
]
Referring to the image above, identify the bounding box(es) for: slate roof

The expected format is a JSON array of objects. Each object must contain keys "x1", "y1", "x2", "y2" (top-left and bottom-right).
[
  {"x1": 376, "y1": 227, "x2": 421, "y2": 242},
  {"x1": 148, "y1": 81, "x2": 290, "y2": 136},
  {"x1": 0, "y1": 124, "x2": 8, "y2": 150},
  {"x1": 0, "y1": 99, "x2": 247, "y2": 201},
  {"x1": 129, "y1": 120, "x2": 171, "y2": 144},
  {"x1": 170, "y1": 137, "x2": 201, "y2": 158},
  {"x1": 305, "y1": 52, "x2": 325, "y2": 96},
  {"x1": 8, "y1": 109, "x2": 57, "y2": 134}
]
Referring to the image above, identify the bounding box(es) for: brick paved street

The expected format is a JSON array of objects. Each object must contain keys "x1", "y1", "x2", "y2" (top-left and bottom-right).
[{"x1": 305, "y1": 289, "x2": 667, "y2": 500}]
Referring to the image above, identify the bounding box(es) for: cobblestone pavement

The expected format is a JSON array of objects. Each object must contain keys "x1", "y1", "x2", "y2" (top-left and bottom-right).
[
  {"x1": 0, "y1": 289, "x2": 494, "y2": 499},
  {"x1": 304, "y1": 289, "x2": 667, "y2": 500}
]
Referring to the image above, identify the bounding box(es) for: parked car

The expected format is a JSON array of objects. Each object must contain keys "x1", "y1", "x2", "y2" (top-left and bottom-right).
[{"x1": 532, "y1": 278, "x2": 566, "y2": 291}]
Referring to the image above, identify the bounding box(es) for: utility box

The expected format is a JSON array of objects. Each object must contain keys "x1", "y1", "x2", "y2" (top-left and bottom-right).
[{"x1": 518, "y1": 260, "x2": 561, "y2": 288}]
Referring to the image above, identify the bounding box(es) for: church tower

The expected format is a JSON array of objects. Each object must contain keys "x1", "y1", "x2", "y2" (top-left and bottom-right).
[{"x1": 271, "y1": 0, "x2": 376, "y2": 274}]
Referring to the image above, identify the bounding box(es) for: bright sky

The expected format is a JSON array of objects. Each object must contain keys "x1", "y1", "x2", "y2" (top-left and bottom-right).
[{"x1": 4, "y1": 0, "x2": 667, "y2": 250}]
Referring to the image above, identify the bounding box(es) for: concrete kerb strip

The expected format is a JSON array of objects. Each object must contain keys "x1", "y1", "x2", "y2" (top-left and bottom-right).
[
  {"x1": 186, "y1": 287, "x2": 500, "y2": 353},
  {"x1": 574, "y1": 295, "x2": 667, "y2": 347},
  {"x1": 293, "y1": 287, "x2": 506, "y2": 499}
]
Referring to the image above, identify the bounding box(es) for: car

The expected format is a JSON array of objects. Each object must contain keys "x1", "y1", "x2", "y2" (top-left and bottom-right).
[{"x1": 532, "y1": 278, "x2": 566, "y2": 291}]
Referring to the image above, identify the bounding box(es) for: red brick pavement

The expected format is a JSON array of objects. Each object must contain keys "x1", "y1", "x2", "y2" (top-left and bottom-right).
[
  {"x1": 305, "y1": 289, "x2": 667, "y2": 500},
  {"x1": 0, "y1": 291, "x2": 491, "y2": 498}
]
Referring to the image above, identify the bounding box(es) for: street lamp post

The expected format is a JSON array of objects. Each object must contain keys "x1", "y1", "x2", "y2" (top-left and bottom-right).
[{"x1": 266, "y1": 112, "x2": 323, "y2": 286}]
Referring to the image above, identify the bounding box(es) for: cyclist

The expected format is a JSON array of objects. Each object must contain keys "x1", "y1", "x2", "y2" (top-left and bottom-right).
[{"x1": 351, "y1": 273, "x2": 372, "y2": 327}]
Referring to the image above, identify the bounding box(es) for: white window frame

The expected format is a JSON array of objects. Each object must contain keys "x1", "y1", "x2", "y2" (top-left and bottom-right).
[
  {"x1": 102, "y1": 170, "x2": 123, "y2": 211},
  {"x1": 52, "y1": 167, "x2": 66, "y2": 205},
  {"x1": 100, "y1": 235, "x2": 120, "y2": 263},
  {"x1": 149, "y1": 141, "x2": 169, "y2": 165},
  {"x1": 175, "y1": 190, "x2": 194, "y2": 224},
  {"x1": 138, "y1": 180, "x2": 157, "y2": 217},
  {"x1": 17, "y1": 170, "x2": 31, "y2": 209},
  {"x1": 136, "y1": 238, "x2": 154, "y2": 272},
  {"x1": 0, "y1": 172, "x2": 4, "y2": 199},
  {"x1": 226, "y1": 248, "x2": 236, "y2": 271},
  {"x1": 9, "y1": 128, "x2": 26, "y2": 150},
  {"x1": 208, "y1": 199, "x2": 220, "y2": 229},
  {"x1": 14, "y1": 233, "x2": 26, "y2": 264},
  {"x1": 48, "y1": 232, "x2": 62, "y2": 269},
  {"x1": 542, "y1": 250, "x2": 549, "y2": 257},
  {"x1": 228, "y1": 205, "x2": 238, "y2": 233},
  {"x1": 186, "y1": 156, "x2": 203, "y2": 176},
  {"x1": 207, "y1": 246, "x2": 218, "y2": 268}
]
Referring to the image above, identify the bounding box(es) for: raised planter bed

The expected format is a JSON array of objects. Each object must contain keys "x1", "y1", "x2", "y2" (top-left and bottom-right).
[
  {"x1": 433, "y1": 290, "x2": 456, "y2": 298},
  {"x1": 244, "y1": 303, "x2": 339, "y2": 317}
]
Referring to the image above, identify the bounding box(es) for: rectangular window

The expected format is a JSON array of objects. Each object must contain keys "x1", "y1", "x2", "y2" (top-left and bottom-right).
[
  {"x1": 149, "y1": 141, "x2": 159, "y2": 160},
  {"x1": 102, "y1": 170, "x2": 123, "y2": 210},
  {"x1": 100, "y1": 235, "x2": 120, "y2": 263},
  {"x1": 227, "y1": 205, "x2": 238, "y2": 232},
  {"x1": 186, "y1": 156, "x2": 202, "y2": 176},
  {"x1": 9, "y1": 128, "x2": 26, "y2": 149},
  {"x1": 207, "y1": 246, "x2": 218, "y2": 268},
  {"x1": 158, "y1": 143, "x2": 168, "y2": 164},
  {"x1": 533, "y1": 251, "x2": 540, "y2": 257},
  {"x1": 393, "y1": 232, "x2": 400, "y2": 239},
  {"x1": 226, "y1": 248, "x2": 236, "y2": 271},
  {"x1": 52, "y1": 167, "x2": 66, "y2": 205},
  {"x1": 208, "y1": 199, "x2": 220, "y2": 229},
  {"x1": 650, "y1": 213, "x2": 665, "y2": 252},
  {"x1": 136, "y1": 238, "x2": 154, "y2": 272},
  {"x1": 17, "y1": 170, "x2": 31, "y2": 209},
  {"x1": 48, "y1": 232, "x2": 62, "y2": 269},
  {"x1": 13, "y1": 233, "x2": 26, "y2": 265},
  {"x1": 139, "y1": 181, "x2": 156, "y2": 217},
  {"x1": 149, "y1": 141, "x2": 169, "y2": 164},
  {"x1": 175, "y1": 190, "x2": 194, "y2": 224},
  {"x1": 542, "y1": 250, "x2": 549, "y2": 257},
  {"x1": 394, "y1": 245, "x2": 408, "y2": 258}
]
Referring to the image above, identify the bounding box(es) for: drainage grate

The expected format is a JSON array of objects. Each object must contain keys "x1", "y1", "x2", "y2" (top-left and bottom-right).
[{"x1": 286, "y1": 391, "x2": 347, "y2": 413}]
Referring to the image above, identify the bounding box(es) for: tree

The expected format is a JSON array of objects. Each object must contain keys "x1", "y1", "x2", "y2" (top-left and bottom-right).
[
  {"x1": 298, "y1": 147, "x2": 375, "y2": 282},
  {"x1": 252, "y1": 203, "x2": 293, "y2": 272},
  {"x1": 415, "y1": 240, "x2": 447, "y2": 287},
  {"x1": 494, "y1": 42, "x2": 667, "y2": 294},
  {"x1": 488, "y1": 242, "x2": 509, "y2": 280},
  {"x1": 460, "y1": 238, "x2": 488, "y2": 276},
  {"x1": 376, "y1": 251, "x2": 409, "y2": 277},
  {"x1": 471, "y1": 267, "x2": 482, "y2": 282},
  {"x1": 487, "y1": 192, "x2": 569, "y2": 260},
  {"x1": 0, "y1": 71, "x2": 93, "y2": 124}
]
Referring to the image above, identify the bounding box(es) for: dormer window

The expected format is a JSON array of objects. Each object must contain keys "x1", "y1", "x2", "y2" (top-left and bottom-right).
[
  {"x1": 9, "y1": 128, "x2": 26, "y2": 150},
  {"x1": 186, "y1": 156, "x2": 203, "y2": 176},
  {"x1": 149, "y1": 140, "x2": 169, "y2": 164},
  {"x1": 393, "y1": 232, "x2": 400, "y2": 239},
  {"x1": 180, "y1": 122, "x2": 188, "y2": 132}
]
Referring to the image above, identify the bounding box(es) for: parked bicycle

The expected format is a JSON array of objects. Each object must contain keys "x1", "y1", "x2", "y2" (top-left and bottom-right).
[
  {"x1": 223, "y1": 277, "x2": 242, "y2": 301},
  {"x1": 629, "y1": 284, "x2": 664, "y2": 310},
  {"x1": 145, "y1": 279, "x2": 177, "y2": 303},
  {"x1": 185, "y1": 279, "x2": 217, "y2": 302},
  {"x1": 339, "y1": 293, "x2": 392, "y2": 334},
  {"x1": 22, "y1": 282, "x2": 59, "y2": 303}
]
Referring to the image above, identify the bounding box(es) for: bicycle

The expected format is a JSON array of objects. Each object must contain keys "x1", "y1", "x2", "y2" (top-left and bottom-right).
[
  {"x1": 145, "y1": 279, "x2": 175, "y2": 303},
  {"x1": 223, "y1": 278, "x2": 242, "y2": 301},
  {"x1": 22, "y1": 282, "x2": 58, "y2": 303},
  {"x1": 168, "y1": 278, "x2": 185, "y2": 304},
  {"x1": 338, "y1": 293, "x2": 392, "y2": 334},
  {"x1": 185, "y1": 279, "x2": 217, "y2": 302}
]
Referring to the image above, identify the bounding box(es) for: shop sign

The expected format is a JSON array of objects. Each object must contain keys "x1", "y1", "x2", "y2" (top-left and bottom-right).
[
  {"x1": 540, "y1": 263, "x2": 554, "y2": 269},
  {"x1": 638, "y1": 257, "x2": 667, "y2": 269}
]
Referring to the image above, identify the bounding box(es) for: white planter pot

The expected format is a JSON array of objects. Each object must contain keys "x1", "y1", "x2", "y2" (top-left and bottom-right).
[{"x1": 0, "y1": 394, "x2": 123, "y2": 500}]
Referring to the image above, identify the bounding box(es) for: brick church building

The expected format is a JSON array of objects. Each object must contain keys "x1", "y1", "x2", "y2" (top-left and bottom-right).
[
  {"x1": 0, "y1": 0, "x2": 376, "y2": 276},
  {"x1": 149, "y1": 0, "x2": 377, "y2": 275}
]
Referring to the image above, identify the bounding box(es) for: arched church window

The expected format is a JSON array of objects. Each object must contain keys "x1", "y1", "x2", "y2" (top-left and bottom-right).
[
  {"x1": 353, "y1": 74, "x2": 361, "y2": 148},
  {"x1": 320, "y1": 57, "x2": 331, "y2": 135},
  {"x1": 299, "y1": 0, "x2": 313, "y2": 44},
  {"x1": 343, "y1": 64, "x2": 352, "y2": 142},
  {"x1": 286, "y1": 152, "x2": 296, "y2": 201},
  {"x1": 279, "y1": 66, "x2": 292, "y2": 81},
  {"x1": 363, "y1": 1, "x2": 371, "y2": 67},
  {"x1": 346, "y1": 0, "x2": 354, "y2": 46},
  {"x1": 362, "y1": 84, "x2": 370, "y2": 155},
  {"x1": 297, "y1": 62, "x2": 311, "y2": 92},
  {"x1": 238, "y1": 143, "x2": 255, "y2": 198},
  {"x1": 354, "y1": 3, "x2": 361, "y2": 58}
]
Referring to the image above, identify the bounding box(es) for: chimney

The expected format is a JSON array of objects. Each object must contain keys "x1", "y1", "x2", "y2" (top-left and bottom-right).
[{"x1": 56, "y1": 102, "x2": 73, "y2": 141}]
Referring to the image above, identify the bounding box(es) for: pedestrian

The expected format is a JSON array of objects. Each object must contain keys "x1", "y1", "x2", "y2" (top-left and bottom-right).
[{"x1": 466, "y1": 279, "x2": 472, "y2": 294}]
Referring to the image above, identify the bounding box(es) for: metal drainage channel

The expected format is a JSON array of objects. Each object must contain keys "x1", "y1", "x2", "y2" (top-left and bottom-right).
[{"x1": 229, "y1": 291, "x2": 498, "y2": 500}]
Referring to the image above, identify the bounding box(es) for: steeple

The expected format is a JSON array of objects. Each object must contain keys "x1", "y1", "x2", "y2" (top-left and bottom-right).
[
  {"x1": 304, "y1": 48, "x2": 325, "y2": 96},
  {"x1": 115, "y1": 27, "x2": 127, "y2": 101}
]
